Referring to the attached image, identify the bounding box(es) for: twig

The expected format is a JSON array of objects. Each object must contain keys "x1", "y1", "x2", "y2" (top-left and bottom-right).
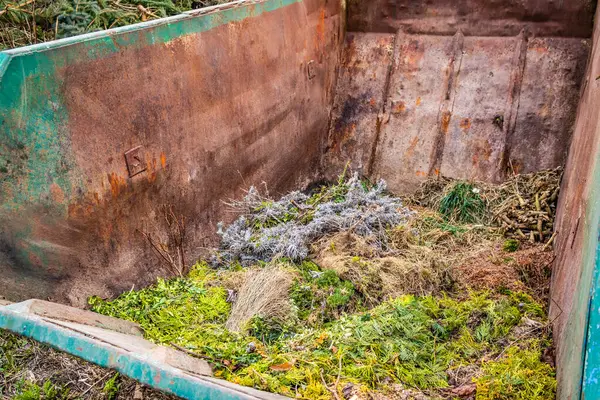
[
  {"x1": 542, "y1": 232, "x2": 557, "y2": 251},
  {"x1": 0, "y1": 0, "x2": 35, "y2": 16},
  {"x1": 79, "y1": 371, "x2": 113, "y2": 396},
  {"x1": 320, "y1": 369, "x2": 341, "y2": 400},
  {"x1": 335, "y1": 352, "x2": 343, "y2": 391},
  {"x1": 141, "y1": 231, "x2": 180, "y2": 276},
  {"x1": 494, "y1": 324, "x2": 547, "y2": 361},
  {"x1": 170, "y1": 343, "x2": 203, "y2": 359}
]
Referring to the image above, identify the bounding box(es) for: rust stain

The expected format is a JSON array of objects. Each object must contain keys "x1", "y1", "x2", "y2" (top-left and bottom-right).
[
  {"x1": 403, "y1": 40, "x2": 425, "y2": 70},
  {"x1": 416, "y1": 97, "x2": 421, "y2": 106},
  {"x1": 405, "y1": 136, "x2": 419, "y2": 158},
  {"x1": 441, "y1": 111, "x2": 452, "y2": 134},
  {"x1": 27, "y1": 252, "x2": 41, "y2": 268},
  {"x1": 510, "y1": 159, "x2": 524, "y2": 174},
  {"x1": 472, "y1": 140, "x2": 493, "y2": 165},
  {"x1": 49, "y1": 183, "x2": 65, "y2": 204},
  {"x1": 415, "y1": 170, "x2": 427, "y2": 177},
  {"x1": 460, "y1": 118, "x2": 472, "y2": 132},
  {"x1": 160, "y1": 152, "x2": 167, "y2": 168},
  {"x1": 393, "y1": 101, "x2": 406, "y2": 114},
  {"x1": 315, "y1": 8, "x2": 326, "y2": 51},
  {"x1": 107, "y1": 172, "x2": 126, "y2": 198},
  {"x1": 146, "y1": 158, "x2": 158, "y2": 183}
]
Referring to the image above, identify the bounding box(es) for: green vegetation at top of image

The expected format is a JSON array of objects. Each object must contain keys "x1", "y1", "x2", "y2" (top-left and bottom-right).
[
  {"x1": 0, "y1": 0, "x2": 228, "y2": 50},
  {"x1": 439, "y1": 182, "x2": 487, "y2": 223},
  {"x1": 88, "y1": 262, "x2": 554, "y2": 400}
]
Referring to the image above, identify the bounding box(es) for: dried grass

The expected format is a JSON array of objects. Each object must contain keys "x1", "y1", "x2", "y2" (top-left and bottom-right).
[
  {"x1": 314, "y1": 206, "x2": 553, "y2": 306},
  {"x1": 409, "y1": 168, "x2": 562, "y2": 244},
  {"x1": 315, "y1": 231, "x2": 455, "y2": 304},
  {"x1": 225, "y1": 266, "x2": 295, "y2": 332}
]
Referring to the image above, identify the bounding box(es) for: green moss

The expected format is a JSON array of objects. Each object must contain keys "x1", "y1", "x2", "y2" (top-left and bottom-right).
[
  {"x1": 475, "y1": 342, "x2": 556, "y2": 400},
  {"x1": 503, "y1": 239, "x2": 520, "y2": 252}
]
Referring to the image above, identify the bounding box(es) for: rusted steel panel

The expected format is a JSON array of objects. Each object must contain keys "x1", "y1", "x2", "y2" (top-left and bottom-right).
[
  {"x1": 371, "y1": 34, "x2": 455, "y2": 192},
  {"x1": 551, "y1": 9, "x2": 600, "y2": 400},
  {"x1": 347, "y1": 0, "x2": 595, "y2": 38},
  {"x1": 509, "y1": 37, "x2": 590, "y2": 175},
  {"x1": 337, "y1": 30, "x2": 589, "y2": 195},
  {"x1": 439, "y1": 36, "x2": 516, "y2": 183},
  {"x1": 324, "y1": 32, "x2": 395, "y2": 177},
  {"x1": 0, "y1": 0, "x2": 343, "y2": 305}
]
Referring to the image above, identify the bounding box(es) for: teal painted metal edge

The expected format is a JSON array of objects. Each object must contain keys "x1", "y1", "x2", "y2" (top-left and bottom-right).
[
  {"x1": 580, "y1": 132, "x2": 600, "y2": 398},
  {"x1": 0, "y1": 52, "x2": 9, "y2": 77},
  {"x1": 0, "y1": 307, "x2": 286, "y2": 400},
  {"x1": 0, "y1": 0, "x2": 300, "y2": 60}
]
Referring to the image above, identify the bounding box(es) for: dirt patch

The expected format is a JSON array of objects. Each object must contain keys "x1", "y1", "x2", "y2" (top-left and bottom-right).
[{"x1": 457, "y1": 244, "x2": 554, "y2": 302}]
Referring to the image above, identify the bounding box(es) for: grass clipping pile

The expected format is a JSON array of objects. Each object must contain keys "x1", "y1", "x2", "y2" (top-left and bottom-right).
[{"x1": 8, "y1": 170, "x2": 559, "y2": 400}]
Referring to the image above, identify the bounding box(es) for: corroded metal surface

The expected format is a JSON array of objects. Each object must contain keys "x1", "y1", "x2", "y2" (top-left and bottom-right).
[
  {"x1": 0, "y1": 0, "x2": 343, "y2": 305},
  {"x1": 510, "y1": 37, "x2": 590, "y2": 174},
  {"x1": 324, "y1": 32, "x2": 394, "y2": 177},
  {"x1": 439, "y1": 36, "x2": 516, "y2": 183},
  {"x1": 371, "y1": 33, "x2": 456, "y2": 191},
  {"x1": 326, "y1": 31, "x2": 589, "y2": 193},
  {"x1": 347, "y1": 0, "x2": 595, "y2": 38},
  {"x1": 551, "y1": 7, "x2": 600, "y2": 399}
]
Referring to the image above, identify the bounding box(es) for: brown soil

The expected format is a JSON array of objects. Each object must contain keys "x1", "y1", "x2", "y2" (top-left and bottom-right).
[{"x1": 457, "y1": 243, "x2": 554, "y2": 302}]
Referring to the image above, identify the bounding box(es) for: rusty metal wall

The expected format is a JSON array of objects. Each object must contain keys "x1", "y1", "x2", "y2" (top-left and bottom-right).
[
  {"x1": 325, "y1": 5, "x2": 590, "y2": 193},
  {"x1": 551, "y1": 5, "x2": 600, "y2": 399},
  {"x1": 347, "y1": 0, "x2": 595, "y2": 38},
  {"x1": 0, "y1": 0, "x2": 343, "y2": 305}
]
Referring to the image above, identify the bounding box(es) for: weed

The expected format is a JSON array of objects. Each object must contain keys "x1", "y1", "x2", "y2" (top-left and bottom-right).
[
  {"x1": 439, "y1": 182, "x2": 486, "y2": 223},
  {"x1": 13, "y1": 380, "x2": 69, "y2": 400},
  {"x1": 289, "y1": 261, "x2": 358, "y2": 325},
  {"x1": 102, "y1": 373, "x2": 120, "y2": 400},
  {"x1": 90, "y1": 263, "x2": 261, "y2": 370}
]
